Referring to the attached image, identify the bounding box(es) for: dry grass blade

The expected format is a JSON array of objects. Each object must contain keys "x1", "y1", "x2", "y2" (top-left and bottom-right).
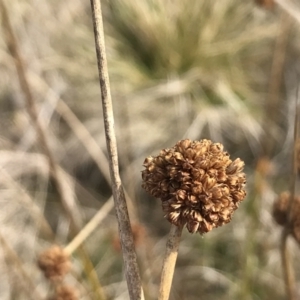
[{"x1": 89, "y1": 0, "x2": 144, "y2": 299}]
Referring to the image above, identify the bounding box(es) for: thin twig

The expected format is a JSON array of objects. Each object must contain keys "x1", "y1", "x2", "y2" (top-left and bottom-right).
[
  {"x1": 89, "y1": 0, "x2": 144, "y2": 299},
  {"x1": 158, "y1": 224, "x2": 183, "y2": 300},
  {"x1": 280, "y1": 229, "x2": 296, "y2": 300},
  {"x1": 280, "y1": 89, "x2": 300, "y2": 300}
]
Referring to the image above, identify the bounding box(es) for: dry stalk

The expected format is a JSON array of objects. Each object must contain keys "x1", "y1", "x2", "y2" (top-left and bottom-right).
[
  {"x1": 89, "y1": 0, "x2": 144, "y2": 299},
  {"x1": 158, "y1": 224, "x2": 183, "y2": 300},
  {"x1": 280, "y1": 92, "x2": 300, "y2": 300}
]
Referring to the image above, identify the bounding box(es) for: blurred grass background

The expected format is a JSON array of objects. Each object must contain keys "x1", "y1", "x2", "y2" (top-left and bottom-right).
[{"x1": 1, "y1": 0, "x2": 300, "y2": 299}]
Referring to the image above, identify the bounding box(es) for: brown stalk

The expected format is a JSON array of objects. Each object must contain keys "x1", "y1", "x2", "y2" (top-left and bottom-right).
[
  {"x1": 280, "y1": 92, "x2": 300, "y2": 300},
  {"x1": 89, "y1": 0, "x2": 144, "y2": 299},
  {"x1": 158, "y1": 224, "x2": 183, "y2": 300}
]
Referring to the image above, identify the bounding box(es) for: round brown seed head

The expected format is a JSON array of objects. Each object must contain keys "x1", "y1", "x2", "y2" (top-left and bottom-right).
[
  {"x1": 273, "y1": 191, "x2": 300, "y2": 245},
  {"x1": 273, "y1": 192, "x2": 290, "y2": 226},
  {"x1": 37, "y1": 246, "x2": 71, "y2": 282},
  {"x1": 142, "y1": 139, "x2": 246, "y2": 234},
  {"x1": 272, "y1": 192, "x2": 300, "y2": 226}
]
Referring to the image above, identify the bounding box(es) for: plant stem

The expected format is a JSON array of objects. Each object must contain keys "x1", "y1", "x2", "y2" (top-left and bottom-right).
[
  {"x1": 280, "y1": 88, "x2": 299, "y2": 300},
  {"x1": 280, "y1": 229, "x2": 296, "y2": 300},
  {"x1": 159, "y1": 224, "x2": 183, "y2": 300},
  {"x1": 89, "y1": 0, "x2": 144, "y2": 299}
]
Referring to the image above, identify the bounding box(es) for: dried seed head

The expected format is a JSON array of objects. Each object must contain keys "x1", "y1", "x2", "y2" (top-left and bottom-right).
[
  {"x1": 142, "y1": 139, "x2": 247, "y2": 234},
  {"x1": 273, "y1": 192, "x2": 300, "y2": 245},
  {"x1": 272, "y1": 192, "x2": 290, "y2": 226},
  {"x1": 272, "y1": 192, "x2": 300, "y2": 225},
  {"x1": 37, "y1": 246, "x2": 71, "y2": 282},
  {"x1": 48, "y1": 285, "x2": 78, "y2": 300}
]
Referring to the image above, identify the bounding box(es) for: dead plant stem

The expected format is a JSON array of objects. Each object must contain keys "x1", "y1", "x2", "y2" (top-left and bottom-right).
[
  {"x1": 89, "y1": 0, "x2": 144, "y2": 299},
  {"x1": 280, "y1": 91, "x2": 299, "y2": 300},
  {"x1": 158, "y1": 224, "x2": 183, "y2": 300}
]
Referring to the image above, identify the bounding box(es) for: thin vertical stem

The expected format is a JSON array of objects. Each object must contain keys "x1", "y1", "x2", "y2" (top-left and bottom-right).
[
  {"x1": 158, "y1": 224, "x2": 183, "y2": 300},
  {"x1": 280, "y1": 229, "x2": 296, "y2": 300},
  {"x1": 280, "y1": 89, "x2": 299, "y2": 300},
  {"x1": 89, "y1": 1, "x2": 144, "y2": 299}
]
